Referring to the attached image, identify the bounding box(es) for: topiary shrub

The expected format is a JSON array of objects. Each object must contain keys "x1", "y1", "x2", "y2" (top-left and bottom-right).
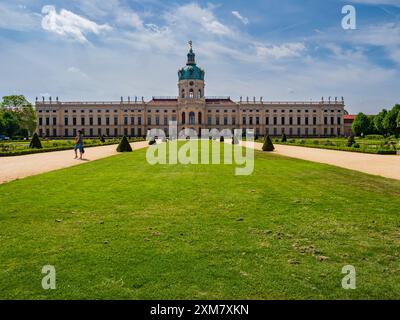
[
  {"x1": 220, "y1": 136, "x2": 224, "y2": 142},
  {"x1": 262, "y1": 135, "x2": 275, "y2": 152},
  {"x1": 99, "y1": 135, "x2": 106, "y2": 143},
  {"x1": 116, "y1": 136, "x2": 132, "y2": 152},
  {"x1": 29, "y1": 133, "x2": 42, "y2": 149},
  {"x1": 281, "y1": 133, "x2": 287, "y2": 142},
  {"x1": 347, "y1": 135, "x2": 355, "y2": 147},
  {"x1": 353, "y1": 143, "x2": 360, "y2": 149},
  {"x1": 149, "y1": 138, "x2": 156, "y2": 145},
  {"x1": 232, "y1": 136, "x2": 239, "y2": 145}
]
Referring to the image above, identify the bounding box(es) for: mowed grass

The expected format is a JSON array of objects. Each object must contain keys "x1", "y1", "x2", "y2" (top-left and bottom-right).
[{"x1": 1, "y1": 142, "x2": 400, "y2": 299}]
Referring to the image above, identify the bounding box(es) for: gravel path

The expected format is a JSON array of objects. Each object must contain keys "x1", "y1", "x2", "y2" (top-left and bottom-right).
[
  {"x1": 0, "y1": 141, "x2": 149, "y2": 184},
  {"x1": 242, "y1": 141, "x2": 400, "y2": 181}
]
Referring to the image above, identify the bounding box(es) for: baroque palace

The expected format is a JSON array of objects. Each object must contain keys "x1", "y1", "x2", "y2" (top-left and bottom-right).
[{"x1": 36, "y1": 42, "x2": 345, "y2": 138}]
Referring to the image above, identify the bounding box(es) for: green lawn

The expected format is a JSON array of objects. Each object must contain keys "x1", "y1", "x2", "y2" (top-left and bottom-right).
[{"x1": 1, "y1": 142, "x2": 400, "y2": 299}]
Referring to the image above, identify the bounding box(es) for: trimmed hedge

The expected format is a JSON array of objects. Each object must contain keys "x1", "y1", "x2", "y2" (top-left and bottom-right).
[
  {"x1": 276, "y1": 142, "x2": 397, "y2": 155},
  {"x1": 116, "y1": 136, "x2": 133, "y2": 152},
  {"x1": 262, "y1": 135, "x2": 275, "y2": 152},
  {"x1": 0, "y1": 138, "x2": 145, "y2": 157}
]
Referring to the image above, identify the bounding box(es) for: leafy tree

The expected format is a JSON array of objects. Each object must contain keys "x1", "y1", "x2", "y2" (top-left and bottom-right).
[
  {"x1": 2, "y1": 111, "x2": 20, "y2": 137},
  {"x1": 374, "y1": 109, "x2": 387, "y2": 135},
  {"x1": 352, "y1": 113, "x2": 369, "y2": 136},
  {"x1": 0, "y1": 95, "x2": 36, "y2": 137},
  {"x1": 29, "y1": 132, "x2": 42, "y2": 149},
  {"x1": 116, "y1": 136, "x2": 132, "y2": 152},
  {"x1": 262, "y1": 135, "x2": 275, "y2": 152},
  {"x1": 383, "y1": 105, "x2": 400, "y2": 136},
  {"x1": 367, "y1": 115, "x2": 376, "y2": 135}
]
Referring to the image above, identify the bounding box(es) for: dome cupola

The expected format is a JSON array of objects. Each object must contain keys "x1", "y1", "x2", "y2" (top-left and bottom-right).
[{"x1": 178, "y1": 41, "x2": 205, "y2": 81}]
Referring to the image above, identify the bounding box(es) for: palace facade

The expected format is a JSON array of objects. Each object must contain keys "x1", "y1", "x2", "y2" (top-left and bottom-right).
[{"x1": 36, "y1": 43, "x2": 346, "y2": 138}]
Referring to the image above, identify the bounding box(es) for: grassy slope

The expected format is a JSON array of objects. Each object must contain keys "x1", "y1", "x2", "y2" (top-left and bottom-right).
[{"x1": 1, "y1": 143, "x2": 400, "y2": 299}]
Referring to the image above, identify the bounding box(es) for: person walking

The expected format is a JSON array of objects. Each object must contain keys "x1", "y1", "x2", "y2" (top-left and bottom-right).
[{"x1": 74, "y1": 130, "x2": 85, "y2": 159}]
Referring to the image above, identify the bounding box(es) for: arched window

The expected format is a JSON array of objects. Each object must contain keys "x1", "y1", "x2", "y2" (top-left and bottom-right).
[
  {"x1": 189, "y1": 112, "x2": 195, "y2": 125},
  {"x1": 181, "y1": 89, "x2": 185, "y2": 98},
  {"x1": 198, "y1": 89, "x2": 202, "y2": 98},
  {"x1": 198, "y1": 112, "x2": 202, "y2": 125},
  {"x1": 189, "y1": 89, "x2": 194, "y2": 98},
  {"x1": 182, "y1": 112, "x2": 186, "y2": 125}
]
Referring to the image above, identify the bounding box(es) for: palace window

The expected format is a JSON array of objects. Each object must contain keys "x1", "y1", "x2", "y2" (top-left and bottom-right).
[
  {"x1": 114, "y1": 117, "x2": 118, "y2": 125},
  {"x1": 198, "y1": 112, "x2": 202, "y2": 125},
  {"x1": 297, "y1": 117, "x2": 301, "y2": 125},
  {"x1": 64, "y1": 117, "x2": 68, "y2": 125},
  {"x1": 313, "y1": 117, "x2": 317, "y2": 125},
  {"x1": 182, "y1": 112, "x2": 186, "y2": 125},
  {"x1": 189, "y1": 112, "x2": 195, "y2": 125},
  {"x1": 53, "y1": 118, "x2": 57, "y2": 125},
  {"x1": 106, "y1": 117, "x2": 110, "y2": 126},
  {"x1": 98, "y1": 117, "x2": 102, "y2": 125}
]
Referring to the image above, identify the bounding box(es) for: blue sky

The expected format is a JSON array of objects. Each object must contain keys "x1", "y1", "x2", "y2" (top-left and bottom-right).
[{"x1": 0, "y1": 0, "x2": 399, "y2": 114}]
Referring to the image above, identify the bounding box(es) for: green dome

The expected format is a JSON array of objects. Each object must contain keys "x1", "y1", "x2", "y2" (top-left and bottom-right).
[
  {"x1": 178, "y1": 44, "x2": 205, "y2": 81},
  {"x1": 178, "y1": 64, "x2": 205, "y2": 81}
]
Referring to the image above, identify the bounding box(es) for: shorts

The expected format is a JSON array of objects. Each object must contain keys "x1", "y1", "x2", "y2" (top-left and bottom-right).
[{"x1": 74, "y1": 143, "x2": 84, "y2": 153}]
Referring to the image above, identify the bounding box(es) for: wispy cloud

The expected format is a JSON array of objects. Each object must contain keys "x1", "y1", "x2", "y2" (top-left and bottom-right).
[
  {"x1": 232, "y1": 11, "x2": 249, "y2": 25},
  {"x1": 41, "y1": 5, "x2": 112, "y2": 43},
  {"x1": 255, "y1": 42, "x2": 306, "y2": 59}
]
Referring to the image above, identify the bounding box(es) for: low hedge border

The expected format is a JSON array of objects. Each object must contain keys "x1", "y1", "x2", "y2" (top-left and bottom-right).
[
  {"x1": 272, "y1": 141, "x2": 397, "y2": 155},
  {"x1": 0, "y1": 139, "x2": 145, "y2": 157}
]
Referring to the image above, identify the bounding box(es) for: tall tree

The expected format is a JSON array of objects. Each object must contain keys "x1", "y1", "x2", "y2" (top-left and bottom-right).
[
  {"x1": 352, "y1": 113, "x2": 370, "y2": 136},
  {"x1": 374, "y1": 109, "x2": 387, "y2": 135},
  {"x1": 383, "y1": 105, "x2": 400, "y2": 136},
  {"x1": 0, "y1": 95, "x2": 37, "y2": 136}
]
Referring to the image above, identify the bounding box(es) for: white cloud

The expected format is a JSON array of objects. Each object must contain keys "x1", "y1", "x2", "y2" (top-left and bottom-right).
[
  {"x1": 255, "y1": 42, "x2": 306, "y2": 59},
  {"x1": 164, "y1": 3, "x2": 232, "y2": 36},
  {"x1": 41, "y1": 5, "x2": 112, "y2": 43},
  {"x1": 232, "y1": 11, "x2": 249, "y2": 25}
]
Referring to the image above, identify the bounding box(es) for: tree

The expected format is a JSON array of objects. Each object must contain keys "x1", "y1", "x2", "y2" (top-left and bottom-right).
[
  {"x1": 0, "y1": 95, "x2": 36, "y2": 137},
  {"x1": 262, "y1": 135, "x2": 275, "y2": 151},
  {"x1": 2, "y1": 111, "x2": 20, "y2": 137},
  {"x1": 29, "y1": 132, "x2": 42, "y2": 149},
  {"x1": 352, "y1": 113, "x2": 369, "y2": 136},
  {"x1": 116, "y1": 136, "x2": 132, "y2": 152},
  {"x1": 374, "y1": 109, "x2": 387, "y2": 135},
  {"x1": 367, "y1": 115, "x2": 376, "y2": 135},
  {"x1": 383, "y1": 105, "x2": 400, "y2": 136}
]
